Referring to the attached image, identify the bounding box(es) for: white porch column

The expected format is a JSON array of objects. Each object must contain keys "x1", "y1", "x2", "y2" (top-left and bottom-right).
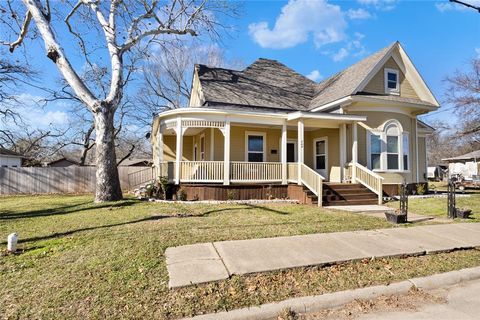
[
  {"x1": 156, "y1": 125, "x2": 164, "y2": 177},
  {"x1": 415, "y1": 118, "x2": 419, "y2": 182},
  {"x1": 175, "y1": 117, "x2": 182, "y2": 185},
  {"x1": 223, "y1": 117, "x2": 231, "y2": 185},
  {"x1": 339, "y1": 123, "x2": 346, "y2": 182},
  {"x1": 210, "y1": 127, "x2": 215, "y2": 160},
  {"x1": 297, "y1": 119, "x2": 304, "y2": 185},
  {"x1": 281, "y1": 121, "x2": 287, "y2": 184},
  {"x1": 352, "y1": 121, "x2": 358, "y2": 183}
]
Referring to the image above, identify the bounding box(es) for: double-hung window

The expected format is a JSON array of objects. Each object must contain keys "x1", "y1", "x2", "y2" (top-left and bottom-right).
[
  {"x1": 386, "y1": 135, "x2": 399, "y2": 170},
  {"x1": 403, "y1": 134, "x2": 409, "y2": 171},
  {"x1": 246, "y1": 133, "x2": 265, "y2": 162},
  {"x1": 384, "y1": 68, "x2": 400, "y2": 95},
  {"x1": 369, "y1": 134, "x2": 382, "y2": 170}
]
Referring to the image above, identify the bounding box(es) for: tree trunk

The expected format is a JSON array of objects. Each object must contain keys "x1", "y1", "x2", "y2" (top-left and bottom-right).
[{"x1": 94, "y1": 108, "x2": 123, "y2": 202}]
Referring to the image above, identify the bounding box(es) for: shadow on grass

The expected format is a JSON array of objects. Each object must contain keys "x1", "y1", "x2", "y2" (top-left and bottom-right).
[
  {"x1": 244, "y1": 203, "x2": 291, "y2": 215},
  {"x1": 1, "y1": 203, "x2": 291, "y2": 245},
  {"x1": 0, "y1": 200, "x2": 138, "y2": 220},
  {"x1": 4, "y1": 207, "x2": 250, "y2": 244}
]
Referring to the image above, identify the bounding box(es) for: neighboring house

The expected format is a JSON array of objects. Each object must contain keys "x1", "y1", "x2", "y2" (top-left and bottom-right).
[
  {"x1": 45, "y1": 157, "x2": 81, "y2": 167},
  {"x1": 0, "y1": 148, "x2": 25, "y2": 167},
  {"x1": 443, "y1": 150, "x2": 480, "y2": 180},
  {"x1": 150, "y1": 41, "x2": 437, "y2": 205}
]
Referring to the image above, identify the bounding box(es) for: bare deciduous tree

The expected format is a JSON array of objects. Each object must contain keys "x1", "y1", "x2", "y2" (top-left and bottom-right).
[
  {"x1": 0, "y1": 50, "x2": 33, "y2": 122},
  {"x1": 136, "y1": 44, "x2": 244, "y2": 127},
  {"x1": 444, "y1": 58, "x2": 480, "y2": 143},
  {"x1": 1, "y1": 0, "x2": 236, "y2": 202}
]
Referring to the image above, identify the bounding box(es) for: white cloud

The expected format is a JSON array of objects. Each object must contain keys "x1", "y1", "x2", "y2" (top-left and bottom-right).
[
  {"x1": 476, "y1": 48, "x2": 480, "y2": 58},
  {"x1": 306, "y1": 70, "x2": 323, "y2": 81},
  {"x1": 436, "y1": 0, "x2": 480, "y2": 12},
  {"x1": 248, "y1": 0, "x2": 347, "y2": 49},
  {"x1": 328, "y1": 33, "x2": 367, "y2": 62},
  {"x1": 7, "y1": 93, "x2": 70, "y2": 130},
  {"x1": 347, "y1": 8, "x2": 372, "y2": 20},
  {"x1": 333, "y1": 48, "x2": 349, "y2": 62},
  {"x1": 357, "y1": 0, "x2": 397, "y2": 11}
]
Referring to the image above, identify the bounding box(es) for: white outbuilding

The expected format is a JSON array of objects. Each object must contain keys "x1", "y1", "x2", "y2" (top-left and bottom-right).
[
  {"x1": 0, "y1": 148, "x2": 25, "y2": 167},
  {"x1": 442, "y1": 150, "x2": 480, "y2": 180}
]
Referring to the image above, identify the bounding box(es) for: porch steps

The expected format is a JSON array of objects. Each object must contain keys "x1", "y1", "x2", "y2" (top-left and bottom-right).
[{"x1": 303, "y1": 183, "x2": 378, "y2": 206}]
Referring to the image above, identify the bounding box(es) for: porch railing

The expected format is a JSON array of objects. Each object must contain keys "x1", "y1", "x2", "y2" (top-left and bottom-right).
[
  {"x1": 128, "y1": 167, "x2": 155, "y2": 189},
  {"x1": 230, "y1": 161, "x2": 282, "y2": 182},
  {"x1": 350, "y1": 162, "x2": 384, "y2": 205},
  {"x1": 300, "y1": 163, "x2": 324, "y2": 206},
  {"x1": 180, "y1": 161, "x2": 224, "y2": 182},
  {"x1": 155, "y1": 161, "x2": 175, "y2": 182},
  {"x1": 287, "y1": 163, "x2": 298, "y2": 182}
]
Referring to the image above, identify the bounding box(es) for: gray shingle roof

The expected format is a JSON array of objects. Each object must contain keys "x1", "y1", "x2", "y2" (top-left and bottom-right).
[
  {"x1": 196, "y1": 42, "x2": 432, "y2": 112},
  {"x1": 197, "y1": 58, "x2": 317, "y2": 111},
  {"x1": 442, "y1": 150, "x2": 480, "y2": 162},
  {"x1": 0, "y1": 147, "x2": 24, "y2": 157},
  {"x1": 309, "y1": 43, "x2": 396, "y2": 109}
]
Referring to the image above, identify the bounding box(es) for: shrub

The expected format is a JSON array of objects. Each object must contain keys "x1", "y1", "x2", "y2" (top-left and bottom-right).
[
  {"x1": 227, "y1": 190, "x2": 236, "y2": 200},
  {"x1": 158, "y1": 176, "x2": 169, "y2": 200},
  {"x1": 178, "y1": 189, "x2": 187, "y2": 201},
  {"x1": 416, "y1": 183, "x2": 426, "y2": 195}
]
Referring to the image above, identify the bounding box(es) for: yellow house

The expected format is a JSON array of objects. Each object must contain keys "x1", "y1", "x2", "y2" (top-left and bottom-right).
[{"x1": 150, "y1": 41, "x2": 437, "y2": 206}]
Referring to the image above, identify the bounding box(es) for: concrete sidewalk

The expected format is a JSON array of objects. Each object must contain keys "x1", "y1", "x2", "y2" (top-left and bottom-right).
[
  {"x1": 326, "y1": 205, "x2": 437, "y2": 223},
  {"x1": 166, "y1": 223, "x2": 480, "y2": 288}
]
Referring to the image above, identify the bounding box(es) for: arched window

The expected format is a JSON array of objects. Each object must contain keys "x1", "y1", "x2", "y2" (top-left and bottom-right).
[{"x1": 367, "y1": 120, "x2": 409, "y2": 171}]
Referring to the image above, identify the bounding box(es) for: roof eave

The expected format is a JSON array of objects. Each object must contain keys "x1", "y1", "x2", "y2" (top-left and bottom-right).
[{"x1": 309, "y1": 96, "x2": 354, "y2": 113}]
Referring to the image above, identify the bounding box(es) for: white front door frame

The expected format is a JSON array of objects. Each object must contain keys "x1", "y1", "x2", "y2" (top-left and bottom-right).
[
  {"x1": 313, "y1": 137, "x2": 329, "y2": 180},
  {"x1": 287, "y1": 139, "x2": 297, "y2": 162}
]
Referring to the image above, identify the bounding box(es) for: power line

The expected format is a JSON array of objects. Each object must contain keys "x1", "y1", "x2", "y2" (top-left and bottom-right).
[{"x1": 421, "y1": 105, "x2": 458, "y2": 118}]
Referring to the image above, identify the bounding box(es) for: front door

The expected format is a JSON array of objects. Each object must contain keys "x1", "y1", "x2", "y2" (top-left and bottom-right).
[
  {"x1": 287, "y1": 142, "x2": 296, "y2": 162},
  {"x1": 314, "y1": 138, "x2": 328, "y2": 179}
]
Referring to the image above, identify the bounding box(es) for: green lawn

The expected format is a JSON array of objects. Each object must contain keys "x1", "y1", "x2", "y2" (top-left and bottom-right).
[
  {"x1": 1, "y1": 194, "x2": 479, "y2": 319},
  {"x1": 386, "y1": 187, "x2": 480, "y2": 221}
]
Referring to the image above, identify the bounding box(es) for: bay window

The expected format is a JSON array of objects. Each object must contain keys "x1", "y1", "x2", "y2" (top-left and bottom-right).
[{"x1": 367, "y1": 120, "x2": 409, "y2": 172}]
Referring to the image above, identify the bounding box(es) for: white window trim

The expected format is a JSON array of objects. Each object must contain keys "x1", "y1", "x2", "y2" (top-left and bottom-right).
[
  {"x1": 279, "y1": 138, "x2": 298, "y2": 162},
  {"x1": 384, "y1": 68, "x2": 400, "y2": 95},
  {"x1": 287, "y1": 139, "x2": 297, "y2": 162},
  {"x1": 366, "y1": 131, "x2": 382, "y2": 170},
  {"x1": 367, "y1": 121, "x2": 410, "y2": 173},
  {"x1": 313, "y1": 137, "x2": 328, "y2": 177},
  {"x1": 245, "y1": 131, "x2": 266, "y2": 162}
]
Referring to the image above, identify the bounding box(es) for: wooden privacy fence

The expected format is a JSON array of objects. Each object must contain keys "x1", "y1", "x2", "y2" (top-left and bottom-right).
[{"x1": 0, "y1": 166, "x2": 152, "y2": 195}]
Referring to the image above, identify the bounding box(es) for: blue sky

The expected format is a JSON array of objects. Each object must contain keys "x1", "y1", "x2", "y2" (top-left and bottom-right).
[
  {"x1": 220, "y1": 0, "x2": 479, "y2": 123},
  {"x1": 10, "y1": 0, "x2": 480, "y2": 129}
]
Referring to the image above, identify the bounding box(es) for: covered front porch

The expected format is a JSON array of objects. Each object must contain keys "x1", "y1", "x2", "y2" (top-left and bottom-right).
[{"x1": 152, "y1": 108, "x2": 384, "y2": 205}]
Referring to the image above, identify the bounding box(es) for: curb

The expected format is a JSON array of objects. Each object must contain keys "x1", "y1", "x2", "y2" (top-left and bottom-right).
[{"x1": 183, "y1": 266, "x2": 480, "y2": 320}]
